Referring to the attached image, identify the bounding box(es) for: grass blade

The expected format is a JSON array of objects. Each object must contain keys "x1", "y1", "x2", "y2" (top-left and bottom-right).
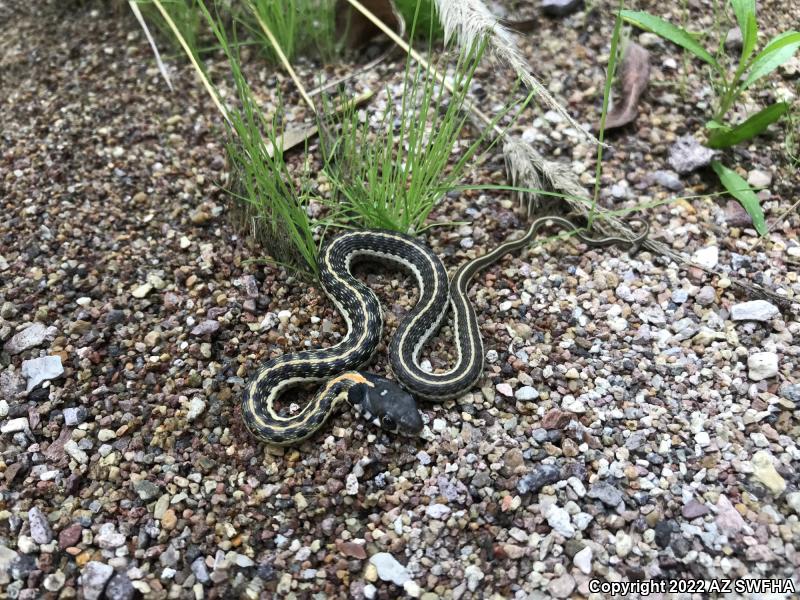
[
  {"x1": 711, "y1": 160, "x2": 766, "y2": 235},
  {"x1": 730, "y1": 0, "x2": 758, "y2": 63},
  {"x1": 620, "y1": 10, "x2": 721, "y2": 70},
  {"x1": 742, "y1": 31, "x2": 800, "y2": 88},
  {"x1": 707, "y1": 102, "x2": 789, "y2": 148}
]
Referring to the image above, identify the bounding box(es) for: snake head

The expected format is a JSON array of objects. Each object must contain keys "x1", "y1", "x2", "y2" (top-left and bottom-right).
[{"x1": 349, "y1": 373, "x2": 424, "y2": 436}]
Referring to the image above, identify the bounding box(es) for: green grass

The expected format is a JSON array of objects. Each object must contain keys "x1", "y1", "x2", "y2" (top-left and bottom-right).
[
  {"x1": 136, "y1": 0, "x2": 204, "y2": 56},
  {"x1": 244, "y1": 0, "x2": 341, "y2": 64},
  {"x1": 319, "y1": 37, "x2": 492, "y2": 234},
  {"x1": 197, "y1": 1, "x2": 322, "y2": 278}
]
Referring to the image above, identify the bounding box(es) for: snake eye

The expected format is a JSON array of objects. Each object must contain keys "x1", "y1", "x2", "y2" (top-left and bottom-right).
[{"x1": 381, "y1": 415, "x2": 396, "y2": 430}]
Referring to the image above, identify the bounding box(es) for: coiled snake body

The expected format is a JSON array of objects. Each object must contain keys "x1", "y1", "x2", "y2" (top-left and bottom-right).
[{"x1": 242, "y1": 217, "x2": 647, "y2": 445}]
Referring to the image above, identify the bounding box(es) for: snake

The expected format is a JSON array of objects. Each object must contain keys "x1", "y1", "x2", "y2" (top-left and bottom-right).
[{"x1": 241, "y1": 216, "x2": 649, "y2": 446}]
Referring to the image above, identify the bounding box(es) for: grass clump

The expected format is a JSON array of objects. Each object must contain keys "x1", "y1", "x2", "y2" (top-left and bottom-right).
[
  {"x1": 621, "y1": 1, "x2": 800, "y2": 234},
  {"x1": 321, "y1": 37, "x2": 494, "y2": 234}
]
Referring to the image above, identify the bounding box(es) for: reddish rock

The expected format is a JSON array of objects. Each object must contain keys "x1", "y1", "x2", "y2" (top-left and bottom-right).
[
  {"x1": 59, "y1": 523, "x2": 82, "y2": 549},
  {"x1": 337, "y1": 541, "x2": 367, "y2": 560}
]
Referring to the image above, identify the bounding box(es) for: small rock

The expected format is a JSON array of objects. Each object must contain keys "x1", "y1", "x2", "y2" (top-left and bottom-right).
[
  {"x1": 133, "y1": 479, "x2": 161, "y2": 501},
  {"x1": 652, "y1": 169, "x2": 683, "y2": 191},
  {"x1": 64, "y1": 406, "x2": 87, "y2": 426},
  {"x1": 4, "y1": 323, "x2": 47, "y2": 355},
  {"x1": 723, "y1": 200, "x2": 753, "y2": 227},
  {"x1": 541, "y1": 0, "x2": 584, "y2": 17},
  {"x1": 725, "y1": 26, "x2": 743, "y2": 51},
  {"x1": 548, "y1": 573, "x2": 576, "y2": 598},
  {"x1": 96, "y1": 523, "x2": 126, "y2": 549},
  {"x1": 654, "y1": 520, "x2": 673, "y2": 548},
  {"x1": 785, "y1": 492, "x2": 800, "y2": 515},
  {"x1": 21, "y1": 356, "x2": 63, "y2": 392},
  {"x1": 731, "y1": 300, "x2": 779, "y2": 322},
  {"x1": 750, "y1": 450, "x2": 786, "y2": 495},
  {"x1": 747, "y1": 169, "x2": 772, "y2": 188},
  {"x1": 615, "y1": 531, "x2": 633, "y2": 557},
  {"x1": 587, "y1": 481, "x2": 624, "y2": 509},
  {"x1": 545, "y1": 505, "x2": 575, "y2": 538},
  {"x1": 748, "y1": 352, "x2": 778, "y2": 381},
  {"x1": 1, "y1": 417, "x2": 29, "y2": 434},
  {"x1": 781, "y1": 384, "x2": 800, "y2": 405},
  {"x1": 425, "y1": 504, "x2": 451, "y2": 519},
  {"x1": 130, "y1": 283, "x2": 152, "y2": 299},
  {"x1": 80, "y1": 561, "x2": 114, "y2": 600},
  {"x1": 715, "y1": 495, "x2": 748, "y2": 534},
  {"x1": 337, "y1": 541, "x2": 367, "y2": 560},
  {"x1": 692, "y1": 246, "x2": 719, "y2": 269},
  {"x1": 517, "y1": 464, "x2": 562, "y2": 494},
  {"x1": 186, "y1": 397, "x2": 206, "y2": 421},
  {"x1": 44, "y1": 571, "x2": 66, "y2": 592},
  {"x1": 682, "y1": 500, "x2": 709, "y2": 519},
  {"x1": 59, "y1": 523, "x2": 82, "y2": 549},
  {"x1": 369, "y1": 553, "x2": 410, "y2": 586},
  {"x1": 573, "y1": 546, "x2": 592, "y2": 574},
  {"x1": 668, "y1": 135, "x2": 714, "y2": 174},
  {"x1": 191, "y1": 557, "x2": 210, "y2": 583},
  {"x1": 190, "y1": 320, "x2": 220, "y2": 337},
  {"x1": 464, "y1": 564, "x2": 484, "y2": 592},
  {"x1": 496, "y1": 383, "x2": 513, "y2": 397},
  {"x1": 514, "y1": 386, "x2": 538, "y2": 401},
  {"x1": 696, "y1": 285, "x2": 716, "y2": 306},
  {"x1": 64, "y1": 440, "x2": 88, "y2": 464},
  {"x1": 345, "y1": 473, "x2": 359, "y2": 496},
  {"x1": 105, "y1": 573, "x2": 135, "y2": 600},
  {"x1": 28, "y1": 507, "x2": 53, "y2": 544}
]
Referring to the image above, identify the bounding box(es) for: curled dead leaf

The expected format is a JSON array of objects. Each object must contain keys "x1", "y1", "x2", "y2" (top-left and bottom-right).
[{"x1": 602, "y1": 41, "x2": 650, "y2": 131}]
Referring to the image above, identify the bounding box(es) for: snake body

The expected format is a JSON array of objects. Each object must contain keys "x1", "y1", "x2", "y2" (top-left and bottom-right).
[{"x1": 242, "y1": 216, "x2": 648, "y2": 445}]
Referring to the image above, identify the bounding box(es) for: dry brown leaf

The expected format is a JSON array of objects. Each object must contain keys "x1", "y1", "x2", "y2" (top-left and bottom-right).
[{"x1": 602, "y1": 41, "x2": 650, "y2": 131}]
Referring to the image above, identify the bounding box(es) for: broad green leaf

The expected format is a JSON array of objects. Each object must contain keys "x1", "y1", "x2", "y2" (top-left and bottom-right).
[
  {"x1": 711, "y1": 160, "x2": 767, "y2": 235},
  {"x1": 707, "y1": 102, "x2": 788, "y2": 148},
  {"x1": 705, "y1": 119, "x2": 730, "y2": 131},
  {"x1": 620, "y1": 10, "x2": 720, "y2": 70},
  {"x1": 743, "y1": 31, "x2": 800, "y2": 88},
  {"x1": 731, "y1": 0, "x2": 758, "y2": 63}
]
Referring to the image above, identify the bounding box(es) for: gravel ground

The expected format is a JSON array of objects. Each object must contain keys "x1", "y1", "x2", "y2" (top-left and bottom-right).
[{"x1": 1, "y1": 1, "x2": 799, "y2": 599}]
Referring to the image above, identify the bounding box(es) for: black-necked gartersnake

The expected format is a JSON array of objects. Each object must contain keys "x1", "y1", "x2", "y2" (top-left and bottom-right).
[{"x1": 242, "y1": 216, "x2": 648, "y2": 445}]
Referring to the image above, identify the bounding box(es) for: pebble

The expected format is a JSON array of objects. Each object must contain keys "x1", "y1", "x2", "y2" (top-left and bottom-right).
[
  {"x1": 4, "y1": 323, "x2": 47, "y2": 355},
  {"x1": 21, "y1": 355, "x2": 63, "y2": 392},
  {"x1": 514, "y1": 386, "x2": 538, "y2": 401},
  {"x1": 715, "y1": 495, "x2": 748, "y2": 534},
  {"x1": 64, "y1": 439, "x2": 88, "y2": 464},
  {"x1": 96, "y1": 523, "x2": 126, "y2": 549},
  {"x1": 464, "y1": 564, "x2": 484, "y2": 591},
  {"x1": 545, "y1": 505, "x2": 575, "y2": 537},
  {"x1": 691, "y1": 246, "x2": 719, "y2": 269},
  {"x1": 1, "y1": 417, "x2": 29, "y2": 434},
  {"x1": 747, "y1": 169, "x2": 772, "y2": 188},
  {"x1": 425, "y1": 504, "x2": 451, "y2": 519},
  {"x1": 747, "y1": 352, "x2": 778, "y2": 381},
  {"x1": 750, "y1": 450, "x2": 786, "y2": 495},
  {"x1": 587, "y1": 482, "x2": 624, "y2": 509},
  {"x1": 44, "y1": 571, "x2": 66, "y2": 591},
  {"x1": 369, "y1": 553, "x2": 411, "y2": 585},
  {"x1": 786, "y1": 492, "x2": 800, "y2": 515},
  {"x1": 547, "y1": 573, "x2": 576, "y2": 598},
  {"x1": 725, "y1": 26, "x2": 743, "y2": 51},
  {"x1": 63, "y1": 406, "x2": 87, "y2": 426},
  {"x1": 59, "y1": 523, "x2": 82, "y2": 549},
  {"x1": 652, "y1": 169, "x2": 683, "y2": 191},
  {"x1": 190, "y1": 320, "x2": 220, "y2": 336},
  {"x1": 80, "y1": 561, "x2": 114, "y2": 600},
  {"x1": 615, "y1": 531, "x2": 633, "y2": 557},
  {"x1": 668, "y1": 135, "x2": 714, "y2": 173},
  {"x1": 517, "y1": 464, "x2": 562, "y2": 494},
  {"x1": 187, "y1": 397, "x2": 206, "y2": 421},
  {"x1": 573, "y1": 546, "x2": 592, "y2": 574},
  {"x1": 696, "y1": 285, "x2": 716, "y2": 306},
  {"x1": 496, "y1": 383, "x2": 513, "y2": 397},
  {"x1": 105, "y1": 573, "x2": 135, "y2": 600},
  {"x1": 731, "y1": 300, "x2": 779, "y2": 321},
  {"x1": 682, "y1": 500, "x2": 709, "y2": 519},
  {"x1": 28, "y1": 507, "x2": 53, "y2": 544},
  {"x1": 133, "y1": 479, "x2": 160, "y2": 501},
  {"x1": 345, "y1": 473, "x2": 359, "y2": 495},
  {"x1": 130, "y1": 283, "x2": 152, "y2": 298}
]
